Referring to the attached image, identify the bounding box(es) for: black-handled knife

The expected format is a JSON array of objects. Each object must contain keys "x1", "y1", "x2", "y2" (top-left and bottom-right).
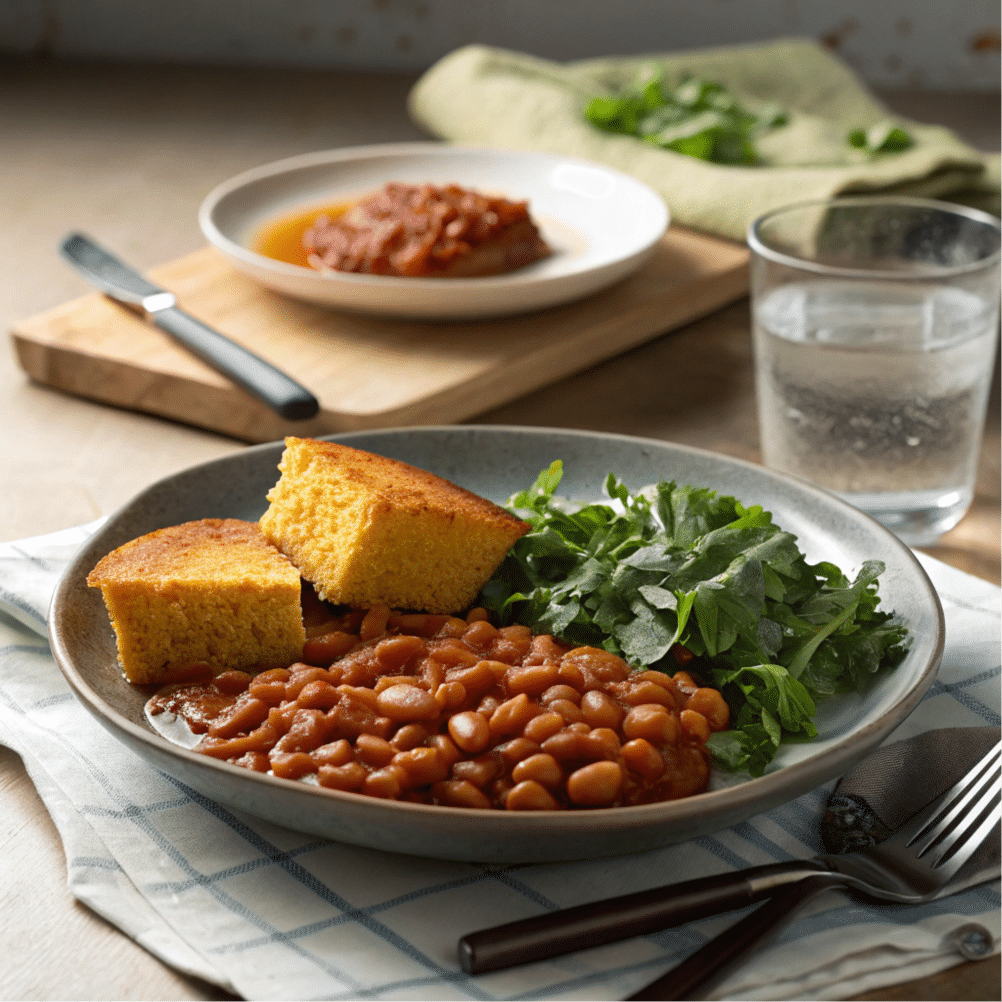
[
  {"x1": 60, "y1": 233, "x2": 320, "y2": 421},
  {"x1": 457, "y1": 859, "x2": 828, "y2": 975}
]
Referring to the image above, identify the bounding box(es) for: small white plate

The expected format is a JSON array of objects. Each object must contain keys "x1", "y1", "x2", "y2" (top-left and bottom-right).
[{"x1": 198, "y1": 144, "x2": 668, "y2": 319}]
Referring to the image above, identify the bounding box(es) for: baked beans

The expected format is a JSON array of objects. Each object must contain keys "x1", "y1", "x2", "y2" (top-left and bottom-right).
[{"x1": 146, "y1": 608, "x2": 729, "y2": 810}]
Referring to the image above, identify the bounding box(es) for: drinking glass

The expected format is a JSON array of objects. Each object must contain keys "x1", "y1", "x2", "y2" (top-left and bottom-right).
[{"x1": 748, "y1": 196, "x2": 1000, "y2": 546}]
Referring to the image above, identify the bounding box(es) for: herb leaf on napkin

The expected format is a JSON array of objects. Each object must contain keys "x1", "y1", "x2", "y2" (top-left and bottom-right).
[
  {"x1": 584, "y1": 69, "x2": 787, "y2": 165},
  {"x1": 848, "y1": 121, "x2": 915, "y2": 156},
  {"x1": 480, "y1": 461, "x2": 910, "y2": 776}
]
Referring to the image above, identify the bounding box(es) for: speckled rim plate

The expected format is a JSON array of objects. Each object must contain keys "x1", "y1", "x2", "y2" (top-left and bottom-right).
[
  {"x1": 197, "y1": 143, "x2": 669, "y2": 319},
  {"x1": 50, "y1": 427, "x2": 944, "y2": 863}
]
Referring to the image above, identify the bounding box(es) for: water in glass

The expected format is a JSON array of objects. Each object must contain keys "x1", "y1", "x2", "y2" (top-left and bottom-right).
[{"x1": 754, "y1": 279, "x2": 998, "y2": 545}]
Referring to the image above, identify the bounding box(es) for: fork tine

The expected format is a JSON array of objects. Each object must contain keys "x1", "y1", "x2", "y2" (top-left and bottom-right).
[
  {"x1": 910, "y1": 742, "x2": 1001, "y2": 857},
  {"x1": 889, "y1": 741, "x2": 1001, "y2": 850},
  {"x1": 931, "y1": 796, "x2": 1002, "y2": 876}
]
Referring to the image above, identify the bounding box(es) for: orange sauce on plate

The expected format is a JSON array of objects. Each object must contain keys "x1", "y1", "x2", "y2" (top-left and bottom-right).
[{"x1": 253, "y1": 202, "x2": 353, "y2": 268}]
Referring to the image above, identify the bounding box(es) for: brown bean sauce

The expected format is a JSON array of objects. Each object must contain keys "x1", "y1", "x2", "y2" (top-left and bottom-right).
[{"x1": 145, "y1": 608, "x2": 729, "y2": 811}]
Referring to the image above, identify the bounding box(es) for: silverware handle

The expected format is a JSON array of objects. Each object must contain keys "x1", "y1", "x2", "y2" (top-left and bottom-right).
[
  {"x1": 627, "y1": 874, "x2": 836, "y2": 1001},
  {"x1": 458, "y1": 860, "x2": 828, "y2": 975},
  {"x1": 152, "y1": 306, "x2": 319, "y2": 420}
]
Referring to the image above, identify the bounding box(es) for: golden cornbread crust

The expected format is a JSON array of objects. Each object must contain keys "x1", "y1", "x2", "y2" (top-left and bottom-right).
[
  {"x1": 260, "y1": 437, "x2": 529, "y2": 614},
  {"x1": 87, "y1": 518, "x2": 305, "y2": 685}
]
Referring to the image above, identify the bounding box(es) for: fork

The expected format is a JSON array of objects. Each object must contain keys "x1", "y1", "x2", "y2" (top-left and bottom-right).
[
  {"x1": 633, "y1": 737, "x2": 1002, "y2": 1000},
  {"x1": 459, "y1": 740, "x2": 1001, "y2": 985}
]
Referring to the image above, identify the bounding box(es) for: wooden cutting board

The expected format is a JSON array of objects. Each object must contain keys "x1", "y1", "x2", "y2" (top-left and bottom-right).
[{"x1": 11, "y1": 228, "x2": 748, "y2": 444}]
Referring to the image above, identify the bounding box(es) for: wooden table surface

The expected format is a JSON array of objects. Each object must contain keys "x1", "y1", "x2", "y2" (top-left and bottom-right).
[{"x1": 1, "y1": 57, "x2": 998, "y2": 1001}]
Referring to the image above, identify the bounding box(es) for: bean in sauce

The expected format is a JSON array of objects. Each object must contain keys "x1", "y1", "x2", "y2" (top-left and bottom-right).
[{"x1": 146, "y1": 608, "x2": 729, "y2": 810}]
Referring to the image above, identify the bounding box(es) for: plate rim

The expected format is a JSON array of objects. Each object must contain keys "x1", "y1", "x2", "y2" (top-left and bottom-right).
[
  {"x1": 197, "y1": 141, "x2": 670, "y2": 290},
  {"x1": 49, "y1": 426, "x2": 945, "y2": 847}
]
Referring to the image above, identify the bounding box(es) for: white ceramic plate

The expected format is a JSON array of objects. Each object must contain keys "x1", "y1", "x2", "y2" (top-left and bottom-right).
[
  {"x1": 50, "y1": 427, "x2": 943, "y2": 863},
  {"x1": 198, "y1": 144, "x2": 668, "y2": 319}
]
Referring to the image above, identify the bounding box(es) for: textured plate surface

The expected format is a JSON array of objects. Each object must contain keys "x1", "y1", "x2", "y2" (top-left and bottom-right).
[
  {"x1": 50, "y1": 427, "x2": 943, "y2": 863},
  {"x1": 198, "y1": 144, "x2": 668, "y2": 318}
]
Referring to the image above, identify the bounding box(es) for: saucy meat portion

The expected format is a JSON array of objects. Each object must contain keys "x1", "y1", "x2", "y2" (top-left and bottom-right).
[
  {"x1": 302, "y1": 183, "x2": 551, "y2": 278},
  {"x1": 147, "y1": 606, "x2": 729, "y2": 811}
]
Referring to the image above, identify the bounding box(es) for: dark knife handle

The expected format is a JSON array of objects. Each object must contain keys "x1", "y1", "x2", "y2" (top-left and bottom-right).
[
  {"x1": 152, "y1": 306, "x2": 319, "y2": 420},
  {"x1": 627, "y1": 874, "x2": 836, "y2": 1000},
  {"x1": 458, "y1": 860, "x2": 828, "y2": 975}
]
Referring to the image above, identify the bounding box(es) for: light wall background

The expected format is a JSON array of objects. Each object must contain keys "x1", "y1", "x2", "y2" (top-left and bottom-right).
[{"x1": 2, "y1": 0, "x2": 1000, "y2": 90}]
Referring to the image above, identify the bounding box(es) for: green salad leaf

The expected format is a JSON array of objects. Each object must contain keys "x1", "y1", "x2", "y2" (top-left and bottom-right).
[
  {"x1": 480, "y1": 462, "x2": 910, "y2": 777},
  {"x1": 584, "y1": 69, "x2": 787, "y2": 165},
  {"x1": 847, "y1": 121, "x2": 915, "y2": 155}
]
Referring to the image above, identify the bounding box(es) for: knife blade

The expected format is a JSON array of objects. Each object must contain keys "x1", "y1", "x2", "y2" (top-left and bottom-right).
[{"x1": 60, "y1": 233, "x2": 320, "y2": 421}]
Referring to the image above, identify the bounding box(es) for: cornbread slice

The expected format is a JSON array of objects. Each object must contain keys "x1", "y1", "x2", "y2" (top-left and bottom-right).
[
  {"x1": 87, "y1": 518, "x2": 305, "y2": 685},
  {"x1": 259, "y1": 437, "x2": 530, "y2": 614}
]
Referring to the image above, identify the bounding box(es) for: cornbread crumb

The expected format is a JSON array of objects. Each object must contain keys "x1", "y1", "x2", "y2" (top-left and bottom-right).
[
  {"x1": 259, "y1": 437, "x2": 529, "y2": 614},
  {"x1": 87, "y1": 518, "x2": 305, "y2": 685}
]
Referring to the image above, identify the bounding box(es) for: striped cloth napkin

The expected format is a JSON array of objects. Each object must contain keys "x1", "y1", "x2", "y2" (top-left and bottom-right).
[{"x1": 0, "y1": 522, "x2": 998, "y2": 1001}]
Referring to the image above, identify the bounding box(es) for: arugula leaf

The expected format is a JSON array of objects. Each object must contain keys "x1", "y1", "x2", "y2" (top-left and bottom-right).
[
  {"x1": 481, "y1": 461, "x2": 910, "y2": 775},
  {"x1": 584, "y1": 69, "x2": 787, "y2": 165}
]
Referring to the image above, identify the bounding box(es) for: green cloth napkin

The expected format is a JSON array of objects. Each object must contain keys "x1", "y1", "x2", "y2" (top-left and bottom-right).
[{"x1": 408, "y1": 39, "x2": 1000, "y2": 242}]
